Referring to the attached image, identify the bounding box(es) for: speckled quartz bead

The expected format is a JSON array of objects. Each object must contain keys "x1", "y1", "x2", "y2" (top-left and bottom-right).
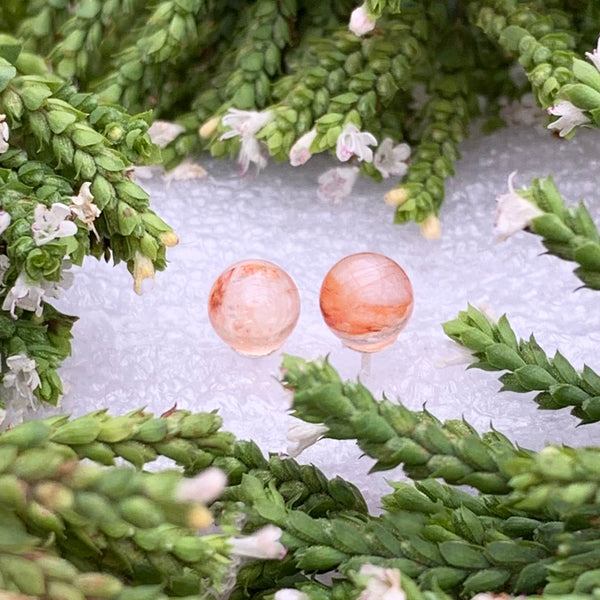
[
  {"x1": 208, "y1": 259, "x2": 301, "y2": 356},
  {"x1": 320, "y1": 252, "x2": 414, "y2": 352}
]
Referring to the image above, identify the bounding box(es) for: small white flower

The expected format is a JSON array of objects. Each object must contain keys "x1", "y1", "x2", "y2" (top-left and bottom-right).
[
  {"x1": 585, "y1": 36, "x2": 600, "y2": 72},
  {"x1": 229, "y1": 525, "x2": 287, "y2": 560},
  {"x1": 133, "y1": 251, "x2": 155, "y2": 295},
  {"x1": 336, "y1": 124, "x2": 377, "y2": 163},
  {"x1": 317, "y1": 166, "x2": 360, "y2": 203},
  {"x1": 220, "y1": 109, "x2": 273, "y2": 140},
  {"x1": 2, "y1": 353, "x2": 41, "y2": 407},
  {"x1": 547, "y1": 101, "x2": 589, "y2": 137},
  {"x1": 219, "y1": 109, "x2": 273, "y2": 176},
  {"x1": 176, "y1": 467, "x2": 227, "y2": 504},
  {"x1": 0, "y1": 210, "x2": 11, "y2": 235},
  {"x1": 289, "y1": 129, "x2": 317, "y2": 166},
  {"x1": 274, "y1": 590, "x2": 310, "y2": 600},
  {"x1": 358, "y1": 564, "x2": 405, "y2": 600},
  {"x1": 0, "y1": 114, "x2": 9, "y2": 154},
  {"x1": 2, "y1": 271, "x2": 46, "y2": 318},
  {"x1": 147, "y1": 120, "x2": 186, "y2": 148},
  {"x1": 238, "y1": 135, "x2": 268, "y2": 175},
  {"x1": 349, "y1": 3, "x2": 376, "y2": 36},
  {"x1": 494, "y1": 171, "x2": 543, "y2": 241},
  {"x1": 374, "y1": 138, "x2": 411, "y2": 179},
  {"x1": 70, "y1": 182, "x2": 100, "y2": 240},
  {"x1": 31, "y1": 203, "x2": 78, "y2": 246},
  {"x1": 286, "y1": 421, "x2": 328, "y2": 457}
]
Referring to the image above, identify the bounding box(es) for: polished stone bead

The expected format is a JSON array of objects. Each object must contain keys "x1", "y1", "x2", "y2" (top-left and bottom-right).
[
  {"x1": 208, "y1": 259, "x2": 300, "y2": 356},
  {"x1": 320, "y1": 252, "x2": 414, "y2": 352}
]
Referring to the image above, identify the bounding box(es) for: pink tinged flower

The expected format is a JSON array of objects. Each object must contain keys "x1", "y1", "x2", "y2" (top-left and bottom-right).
[
  {"x1": 32, "y1": 203, "x2": 78, "y2": 246},
  {"x1": 176, "y1": 467, "x2": 227, "y2": 504},
  {"x1": 229, "y1": 525, "x2": 287, "y2": 560},
  {"x1": 286, "y1": 421, "x2": 329, "y2": 457},
  {"x1": 585, "y1": 36, "x2": 600, "y2": 71},
  {"x1": 349, "y1": 3, "x2": 376, "y2": 36},
  {"x1": 2, "y1": 271, "x2": 46, "y2": 318},
  {"x1": 546, "y1": 101, "x2": 590, "y2": 137},
  {"x1": 0, "y1": 114, "x2": 9, "y2": 154},
  {"x1": 70, "y1": 182, "x2": 100, "y2": 240},
  {"x1": 147, "y1": 120, "x2": 186, "y2": 148},
  {"x1": 374, "y1": 138, "x2": 411, "y2": 178},
  {"x1": 494, "y1": 171, "x2": 543, "y2": 242},
  {"x1": 336, "y1": 124, "x2": 377, "y2": 163},
  {"x1": 358, "y1": 564, "x2": 405, "y2": 600},
  {"x1": 219, "y1": 109, "x2": 273, "y2": 140},
  {"x1": 0, "y1": 210, "x2": 11, "y2": 235},
  {"x1": 2, "y1": 353, "x2": 41, "y2": 405},
  {"x1": 317, "y1": 166, "x2": 360, "y2": 203},
  {"x1": 274, "y1": 590, "x2": 310, "y2": 600},
  {"x1": 289, "y1": 129, "x2": 317, "y2": 166}
]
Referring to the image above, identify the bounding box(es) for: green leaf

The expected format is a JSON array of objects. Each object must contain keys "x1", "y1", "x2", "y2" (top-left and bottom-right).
[
  {"x1": 0, "y1": 35, "x2": 22, "y2": 64},
  {"x1": 549, "y1": 383, "x2": 589, "y2": 406},
  {"x1": 552, "y1": 351, "x2": 580, "y2": 385},
  {"x1": 71, "y1": 126, "x2": 105, "y2": 148},
  {"x1": 438, "y1": 541, "x2": 490, "y2": 569},
  {"x1": 485, "y1": 343, "x2": 526, "y2": 371},
  {"x1": 0, "y1": 60, "x2": 17, "y2": 92},
  {"x1": 514, "y1": 365, "x2": 557, "y2": 390},
  {"x1": 574, "y1": 242, "x2": 600, "y2": 270},
  {"x1": 47, "y1": 110, "x2": 77, "y2": 134},
  {"x1": 21, "y1": 83, "x2": 52, "y2": 110},
  {"x1": 573, "y1": 58, "x2": 600, "y2": 93},
  {"x1": 559, "y1": 83, "x2": 600, "y2": 111},
  {"x1": 96, "y1": 152, "x2": 126, "y2": 171},
  {"x1": 498, "y1": 25, "x2": 530, "y2": 51},
  {"x1": 462, "y1": 568, "x2": 511, "y2": 594}
]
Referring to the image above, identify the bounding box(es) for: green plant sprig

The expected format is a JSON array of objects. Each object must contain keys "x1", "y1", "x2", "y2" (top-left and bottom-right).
[
  {"x1": 15, "y1": 0, "x2": 72, "y2": 56},
  {"x1": 525, "y1": 176, "x2": 600, "y2": 290},
  {"x1": 94, "y1": 0, "x2": 213, "y2": 112},
  {"x1": 48, "y1": 0, "x2": 148, "y2": 85},
  {"x1": 443, "y1": 304, "x2": 600, "y2": 424},
  {"x1": 471, "y1": 0, "x2": 600, "y2": 131},
  {"x1": 281, "y1": 355, "x2": 523, "y2": 494}
]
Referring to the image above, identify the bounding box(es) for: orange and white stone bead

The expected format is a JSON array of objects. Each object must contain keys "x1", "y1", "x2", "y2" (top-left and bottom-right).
[
  {"x1": 208, "y1": 259, "x2": 300, "y2": 356},
  {"x1": 319, "y1": 252, "x2": 414, "y2": 352}
]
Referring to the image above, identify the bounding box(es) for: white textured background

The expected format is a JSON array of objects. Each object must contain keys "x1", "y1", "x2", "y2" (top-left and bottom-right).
[{"x1": 54, "y1": 124, "x2": 600, "y2": 510}]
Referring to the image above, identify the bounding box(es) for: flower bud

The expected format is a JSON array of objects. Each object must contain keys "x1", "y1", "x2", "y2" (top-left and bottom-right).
[
  {"x1": 349, "y1": 3, "x2": 376, "y2": 36},
  {"x1": 384, "y1": 187, "x2": 409, "y2": 206},
  {"x1": 132, "y1": 250, "x2": 155, "y2": 295},
  {"x1": 420, "y1": 214, "x2": 442, "y2": 240},
  {"x1": 199, "y1": 116, "x2": 220, "y2": 138},
  {"x1": 159, "y1": 230, "x2": 179, "y2": 247}
]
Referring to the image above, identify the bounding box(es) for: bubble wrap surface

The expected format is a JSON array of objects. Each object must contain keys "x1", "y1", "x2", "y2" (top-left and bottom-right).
[{"x1": 53, "y1": 125, "x2": 600, "y2": 510}]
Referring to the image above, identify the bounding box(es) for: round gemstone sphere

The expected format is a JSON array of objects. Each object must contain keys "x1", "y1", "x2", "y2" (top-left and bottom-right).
[
  {"x1": 319, "y1": 252, "x2": 414, "y2": 353},
  {"x1": 208, "y1": 259, "x2": 300, "y2": 356}
]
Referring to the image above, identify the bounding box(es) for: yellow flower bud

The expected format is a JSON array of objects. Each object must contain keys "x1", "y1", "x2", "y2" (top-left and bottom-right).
[
  {"x1": 198, "y1": 116, "x2": 220, "y2": 138},
  {"x1": 159, "y1": 230, "x2": 179, "y2": 247},
  {"x1": 384, "y1": 187, "x2": 409, "y2": 206},
  {"x1": 133, "y1": 251, "x2": 155, "y2": 295},
  {"x1": 187, "y1": 505, "x2": 213, "y2": 529},
  {"x1": 420, "y1": 214, "x2": 442, "y2": 240}
]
